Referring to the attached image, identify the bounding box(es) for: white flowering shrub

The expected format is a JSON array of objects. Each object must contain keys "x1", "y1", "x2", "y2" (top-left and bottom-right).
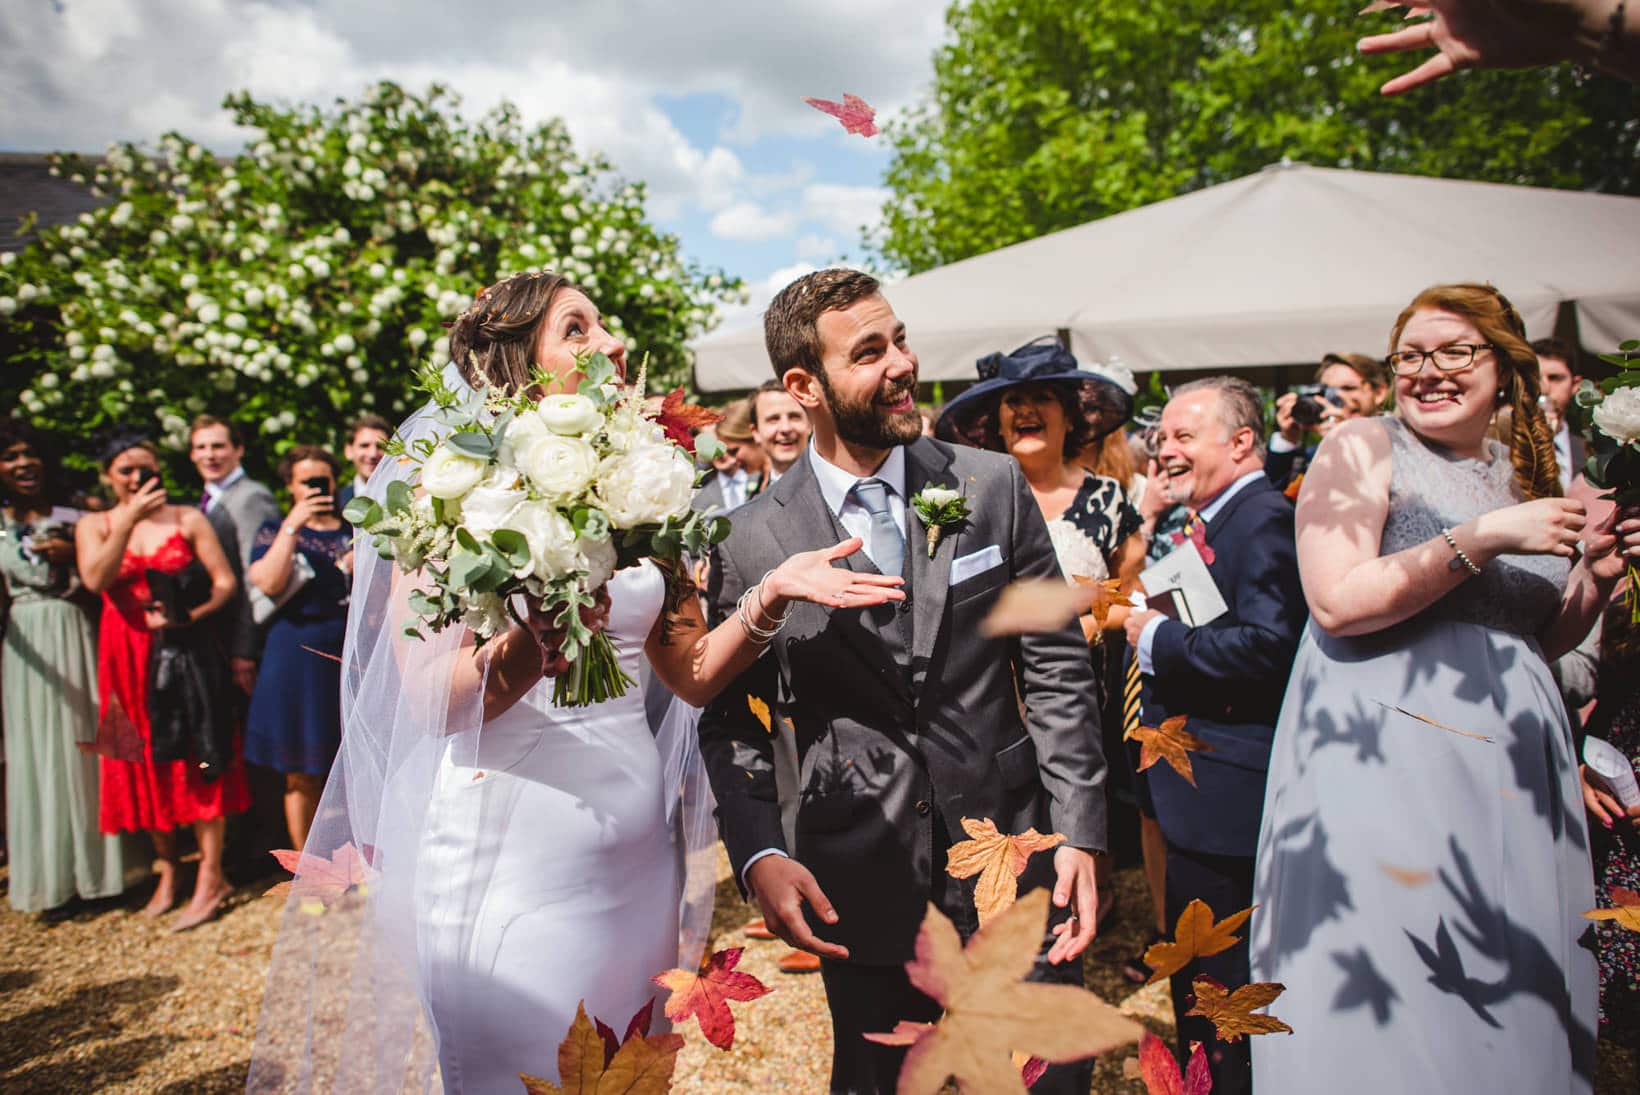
[{"x1": 0, "y1": 82, "x2": 744, "y2": 470}]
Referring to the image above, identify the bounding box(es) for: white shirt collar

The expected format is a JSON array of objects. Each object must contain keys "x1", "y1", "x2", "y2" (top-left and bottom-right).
[
  {"x1": 203, "y1": 464, "x2": 246, "y2": 501},
  {"x1": 1197, "y1": 468, "x2": 1266, "y2": 524},
  {"x1": 808, "y1": 443, "x2": 907, "y2": 519}
]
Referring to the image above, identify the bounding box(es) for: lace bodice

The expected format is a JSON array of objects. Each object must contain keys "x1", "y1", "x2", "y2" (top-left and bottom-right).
[
  {"x1": 1379, "y1": 416, "x2": 1566, "y2": 636},
  {"x1": 1044, "y1": 473, "x2": 1140, "y2": 583}
]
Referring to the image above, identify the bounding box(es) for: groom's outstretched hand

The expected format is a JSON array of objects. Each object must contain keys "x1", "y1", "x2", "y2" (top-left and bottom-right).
[
  {"x1": 1046, "y1": 846, "x2": 1099, "y2": 965},
  {"x1": 747, "y1": 855, "x2": 850, "y2": 961}
]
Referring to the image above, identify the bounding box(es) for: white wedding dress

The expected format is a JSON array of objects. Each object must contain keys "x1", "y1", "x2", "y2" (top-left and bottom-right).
[{"x1": 415, "y1": 561, "x2": 680, "y2": 1093}]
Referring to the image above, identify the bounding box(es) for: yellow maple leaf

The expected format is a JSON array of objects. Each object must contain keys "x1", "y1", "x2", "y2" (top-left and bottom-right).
[
  {"x1": 944, "y1": 817, "x2": 1067, "y2": 926},
  {"x1": 1071, "y1": 576, "x2": 1126, "y2": 628},
  {"x1": 520, "y1": 1001, "x2": 684, "y2": 1095},
  {"x1": 1133, "y1": 715, "x2": 1213, "y2": 786},
  {"x1": 1185, "y1": 977, "x2": 1293, "y2": 1043},
  {"x1": 1144, "y1": 899, "x2": 1256, "y2": 985},
  {"x1": 1584, "y1": 887, "x2": 1640, "y2": 933},
  {"x1": 864, "y1": 889, "x2": 1143, "y2": 1094},
  {"x1": 746, "y1": 694, "x2": 773, "y2": 734}
]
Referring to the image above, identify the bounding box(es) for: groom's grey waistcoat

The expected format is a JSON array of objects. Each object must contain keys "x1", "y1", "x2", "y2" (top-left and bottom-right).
[{"x1": 699, "y1": 437, "x2": 1106, "y2": 964}]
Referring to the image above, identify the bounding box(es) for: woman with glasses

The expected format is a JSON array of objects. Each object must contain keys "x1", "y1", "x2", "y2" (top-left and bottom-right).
[{"x1": 1250, "y1": 283, "x2": 1639, "y2": 1094}]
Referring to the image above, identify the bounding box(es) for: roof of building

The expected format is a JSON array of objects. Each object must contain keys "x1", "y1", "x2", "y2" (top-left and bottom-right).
[{"x1": 0, "y1": 152, "x2": 105, "y2": 253}]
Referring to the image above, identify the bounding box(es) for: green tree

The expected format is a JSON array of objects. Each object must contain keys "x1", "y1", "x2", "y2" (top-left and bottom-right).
[
  {"x1": 0, "y1": 82, "x2": 742, "y2": 472},
  {"x1": 876, "y1": 0, "x2": 1638, "y2": 273}
]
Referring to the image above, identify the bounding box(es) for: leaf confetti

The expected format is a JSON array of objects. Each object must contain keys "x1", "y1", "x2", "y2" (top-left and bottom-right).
[
  {"x1": 944, "y1": 817, "x2": 1066, "y2": 925},
  {"x1": 1145, "y1": 899, "x2": 1256, "y2": 986},
  {"x1": 1072, "y1": 576, "x2": 1126, "y2": 628},
  {"x1": 267, "y1": 841, "x2": 374, "y2": 906},
  {"x1": 803, "y1": 93, "x2": 879, "y2": 137},
  {"x1": 1133, "y1": 715, "x2": 1213, "y2": 787},
  {"x1": 520, "y1": 1001, "x2": 684, "y2": 1095},
  {"x1": 1185, "y1": 977, "x2": 1293, "y2": 1043},
  {"x1": 1136, "y1": 1031, "x2": 1212, "y2": 1095},
  {"x1": 747, "y1": 694, "x2": 773, "y2": 734},
  {"x1": 653, "y1": 388, "x2": 720, "y2": 455},
  {"x1": 1584, "y1": 887, "x2": 1640, "y2": 933},
  {"x1": 652, "y1": 947, "x2": 771, "y2": 1050}
]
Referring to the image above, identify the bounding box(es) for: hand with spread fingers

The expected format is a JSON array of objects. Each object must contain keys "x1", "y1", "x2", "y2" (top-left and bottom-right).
[{"x1": 760, "y1": 536, "x2": 907, "y2": 612}]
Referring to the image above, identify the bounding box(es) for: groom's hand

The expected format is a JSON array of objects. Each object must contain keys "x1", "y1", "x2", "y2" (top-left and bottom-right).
[
  {"x1": 747, "y1": 855, "x2": 850, "y2": 961},
  {"x1": 1046, "y1": 846, "x2": 1098, "y2": 964}
]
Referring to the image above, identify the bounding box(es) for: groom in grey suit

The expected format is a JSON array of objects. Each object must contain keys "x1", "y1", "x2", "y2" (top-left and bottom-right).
[{"x1": 699, "y1": 269, "x2": 1107, "y2": 1095}]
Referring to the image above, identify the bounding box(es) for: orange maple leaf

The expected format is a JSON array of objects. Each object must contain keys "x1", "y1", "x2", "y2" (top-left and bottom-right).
[
  {"x1": 1144, "y1": 899, "x2": 1256, "y2": 986},
  {"x1": 1584, "y1": 887, "x2": 1640, "y2": 933},
  {"x1": 863, "y1": 889, "x2": 1143, "y2": 1094},
  {"x1": 944, "y1": 817, "x2": 1066, "y2": 926},
  {"x1": 746, "y1": 694, "x2": 773, "y2": 734},
  {"x1": 1282, "y1": 473, "x2": 1305, "y2": 502},
  {"x1": 266, "y1": 842, "x2": 373, "y2": 906},
  {"x1": 1072, "y1": 577, "x2": 1126, "y2": 628},
  {"x1": 1133, "y1": 715, "x2": 1213, "y2": 786},
  {"x1": 520, "y1": 1001, "x2": 684, "y2": 1095},
  {"x1": 652, "y1": 388, "x2": 721, "y2": 455},
  {"x1": 1135, "y1": 1031, "x2": 1212, "y2": 1095},
  {"x1": 1185, "y1": 976, "x2": 1293, "y2": 1043},
  {"x1": 652, "y1": 946, "x2": 771, "y2": 1050}
]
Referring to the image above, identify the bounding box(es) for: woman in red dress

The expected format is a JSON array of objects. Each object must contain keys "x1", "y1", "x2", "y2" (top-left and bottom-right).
[{"x1": 77, "y1": 436, "x2": 249, "y2": 930}]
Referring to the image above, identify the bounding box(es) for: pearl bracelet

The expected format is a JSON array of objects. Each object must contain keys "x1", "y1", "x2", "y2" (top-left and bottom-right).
[{"x1": 1441, "y1": 527, "x2": 1482, "y2": 578}]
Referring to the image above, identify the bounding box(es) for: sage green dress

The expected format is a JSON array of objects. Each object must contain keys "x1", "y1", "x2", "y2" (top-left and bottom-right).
[{"x1": 1, "y1": 510, "x2": 126, "y2": 911}]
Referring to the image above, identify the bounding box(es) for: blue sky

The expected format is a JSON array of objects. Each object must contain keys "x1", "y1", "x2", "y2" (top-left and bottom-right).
[{"x1": 0, "y1": 0, "x2": 951, "y2": 327}]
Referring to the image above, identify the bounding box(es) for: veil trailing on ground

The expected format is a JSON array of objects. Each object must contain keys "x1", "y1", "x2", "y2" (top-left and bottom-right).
[{"x1": 246, "y1": 364, "x2": 718, "y2": 1093}]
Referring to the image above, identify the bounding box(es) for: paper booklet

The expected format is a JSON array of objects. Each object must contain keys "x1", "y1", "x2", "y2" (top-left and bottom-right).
[{"x1": 1137, "y1": 540, "x2": 1228, "y2": 628}]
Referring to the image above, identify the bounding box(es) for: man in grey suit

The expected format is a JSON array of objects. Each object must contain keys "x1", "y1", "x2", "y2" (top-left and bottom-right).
[{"x1": 699, "y1": 269, "x2": 1107, "y2": 1095}]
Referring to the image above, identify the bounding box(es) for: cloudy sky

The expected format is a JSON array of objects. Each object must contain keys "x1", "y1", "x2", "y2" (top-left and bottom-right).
[{"x1": 0, "y1": 0, "x2": 951, "y2": 326}]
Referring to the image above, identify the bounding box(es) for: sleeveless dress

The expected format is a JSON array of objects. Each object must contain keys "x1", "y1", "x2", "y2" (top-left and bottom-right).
[
  {"x1": 1, "y1": 509, "x2": 126, "y2": 910},
  {"x1": 97, "y1": 526, "x2": 250, "y2": 833},
  {"x1": 414, "y1": 562, "x2": 681, "y2": 1093},
  {"x1": 244, "y1": 521, "x2": 351, "y2": 775},
  {"x1": 1250, "y1": 417, "x2": 1596, "y2": 1094}
]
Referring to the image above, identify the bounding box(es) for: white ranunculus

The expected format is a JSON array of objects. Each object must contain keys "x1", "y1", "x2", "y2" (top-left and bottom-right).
[
  {"x1": 917, "y1": 486, "x2": 961, "y2": 507},
  {"x1": 461, "y1": 592, "x2": 510, "y2": 639},
  {"x1": 500, "y1": 500, "x2": 583, "y2": 581},
  {"x1": 421, "y1": 445, "x2": 488, "y2": 499},
  {"x1": 459, "y1": 473, "x2": 528, "y2": 537},
  {"x1": 578, "y1": 532, "x2": 616, "y2": 590},
  {"x1": 536, "y1": 393, "x2": 603, "y2": 436},
  {"x1": 596, "y1": 444, "x2": 696, "y2": 528},
  {"x1": 520, "y1": 433, "x2": 598, "y2": 499},
  {"x1": 498, "y1": 410, "x2": 547, "y2": 472},
  {"x1": 1593, "y1": 387, "x2": 1640, "y2": 447}
]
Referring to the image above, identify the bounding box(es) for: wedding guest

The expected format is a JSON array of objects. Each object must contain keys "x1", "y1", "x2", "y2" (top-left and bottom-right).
[
  {"x1": 694, "y1": 414, "x2": 758, "y2": 515},
  {"x1": 1251, "y1": 284, "x2": 1639, "y2": 1093},
  {"x1": 718, "y1": 398, "x2": 768, "y2": 489},
  {"x1": 751, "y1": 378, "x2": 811, "y2": 482},
  {"x1": 1534, "y1": 337, "x2": 1586, "y2": 492},
  {"x1": 1268, "y1": 352, "x2": 1389, "y2": 490},
  {"x1": 0, "y1": 419, "x2": 126, "y2": 912},
  {"x1": 337, "y1": 413, "x2": 391, "y2": 509},
  {"x1": 1122, "y1": 377, "x2": 1308, "y2": 1094},
  {"x1": 78, "y1": 433, "x2": 250, "y2": 930},
  {"x1": 244, "y1": 447, "x2": 352, "y2": 852}
]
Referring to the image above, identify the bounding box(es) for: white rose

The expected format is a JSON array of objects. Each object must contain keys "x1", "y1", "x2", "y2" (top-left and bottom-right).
[
  {"x1": 499, "y1": 500, "x2": 582, "y2": 580},
  {"x1": 421, "y1": 444, "x2": 487, "y2": 499},
  {"x1": 917, "y1": 487, "x2": 961, "y2": 507},
  {"x1": 536, "y1": 393, "x2": 603, "y2": 436},
  {"x1": 459, "y1": 473, "x2": 528, "y2": 537},
  {"x1": 499, "y1": 412, "x2": 547, "y2": 472},
  {"x1": 1592, "y1": 387, "x2": 1640, "y2": 447},
  {"x1": 596, "y1": 444, "x2": 697, "y2": 528},
  {"x1": 521, "y1": 433, "x2": 598, "y2": 499}
]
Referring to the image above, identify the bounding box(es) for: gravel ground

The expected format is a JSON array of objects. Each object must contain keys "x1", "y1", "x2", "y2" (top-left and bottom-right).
[{"x1": 2, "y1": 853, "x2": 1634, "y2": 1093}]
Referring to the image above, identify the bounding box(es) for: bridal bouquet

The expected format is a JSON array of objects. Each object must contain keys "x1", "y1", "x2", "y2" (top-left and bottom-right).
[
  {"x1": 1574, "y1": 337, "x2": 1640, "y2": 620},
  {"x1": 344, "y1": 352, "x2": 729, "y2": 707}
]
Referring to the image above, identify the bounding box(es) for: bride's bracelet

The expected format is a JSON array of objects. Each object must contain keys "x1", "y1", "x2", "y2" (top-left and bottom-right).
[{"x1": 737, "y1": 578, "x2": 792, "y2": 645}]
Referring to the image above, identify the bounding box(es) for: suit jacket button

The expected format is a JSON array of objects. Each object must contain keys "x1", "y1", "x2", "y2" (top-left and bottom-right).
[{"x1": 915, "y1": 800, "x2": 931, "y2": 816}]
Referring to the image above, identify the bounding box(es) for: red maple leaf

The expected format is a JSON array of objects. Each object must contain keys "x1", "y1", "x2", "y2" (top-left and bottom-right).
[
  {"x1": 1136, "y1": 1032, "x2": 1212, "y2": 1094},
  {"x1": 803, "y1": 93, "x2": 879, "y2": 137},
  {"x1": 652, "y1": 388, "x2": 720, "y2": 455},
  {"x1": 267, "y1": 841, "x2": 373, "y2": 905},
  {"x1": 652, "y1": 947, "x2": 771, "y2": 1050}
]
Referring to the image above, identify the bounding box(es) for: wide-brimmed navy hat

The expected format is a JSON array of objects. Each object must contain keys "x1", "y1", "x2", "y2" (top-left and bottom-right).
[{"x1": 934, "y1": 336, "x2": 1134, "y2": 451}]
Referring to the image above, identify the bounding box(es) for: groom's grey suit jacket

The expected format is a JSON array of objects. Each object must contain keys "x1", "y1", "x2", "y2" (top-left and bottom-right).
[{"x1": 700, "y1": 437, "x2": 1107, "y2": 964}]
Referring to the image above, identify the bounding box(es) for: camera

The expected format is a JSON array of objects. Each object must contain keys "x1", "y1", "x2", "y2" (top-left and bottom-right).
[{"x1": 1290, "y1": 384, "x2": 1345, "y2": 429}]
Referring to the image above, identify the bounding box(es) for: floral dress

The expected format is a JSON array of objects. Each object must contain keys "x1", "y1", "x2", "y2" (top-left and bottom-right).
[
  {"x1": 1587, "y1": 597, "x2": 1640, "y2": 1054},
  {"x1": 1044, "y1": 472, "x2": 1140, "y2": 583}
]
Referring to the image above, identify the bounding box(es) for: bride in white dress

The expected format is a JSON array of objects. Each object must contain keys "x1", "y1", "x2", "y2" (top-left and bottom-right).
[{"x1": 247, "y1": 272, "x2": 902, "y2": 1094}]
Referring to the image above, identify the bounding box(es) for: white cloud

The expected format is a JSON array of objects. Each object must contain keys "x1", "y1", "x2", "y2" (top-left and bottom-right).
[
  {"x1": 709, "y1": 201, "x2": 798, "y2": 242},
  {"x1": 801, "y1": 182, "x2": 890, "y2": 239},
  {"x1": 794, "y1": 233, "x2": 841, "y2": 262}
]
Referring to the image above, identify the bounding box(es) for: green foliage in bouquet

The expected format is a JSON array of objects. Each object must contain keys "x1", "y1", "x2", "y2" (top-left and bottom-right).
[{"x1": 1573, "y1": 338, "x2": 1640, "y2": 620}]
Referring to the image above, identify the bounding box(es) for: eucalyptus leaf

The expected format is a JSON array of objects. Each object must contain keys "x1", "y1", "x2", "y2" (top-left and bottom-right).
[
  {"x1": 447, "y1": 430, "x2": 500, "y2": 459},
  {"x1": 343, "y1": 497, "x2": 382, "y2": 526},
  {"x1": 455, "y1": 527, "x2": 481, "y2": 554},
  {"x1": 490, "y1": 529, "x2": 531, "y2": 569},
  {"x1": 384, "y1": 479, "x2": 414, "y2": 516}
]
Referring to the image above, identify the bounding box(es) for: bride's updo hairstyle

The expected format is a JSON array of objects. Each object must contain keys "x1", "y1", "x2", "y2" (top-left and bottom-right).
[
  {"x1": 1390, "y1": 282, "x2": 1560, "y2": 502},
  {"x1": 447, "y1": 271, "x2": 587, "y2": 393}
]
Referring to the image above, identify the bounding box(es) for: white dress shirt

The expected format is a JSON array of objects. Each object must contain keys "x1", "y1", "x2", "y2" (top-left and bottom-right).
[
  {"x1": 721, "y1": 467, "x2": 751, "y2": 510},
  {"x1": 1554, "y1": 421, "x2": 1574, "y2": 493},
  {"x1": 1136, "y1": 468, "x2": 1266, "y2": 674}
]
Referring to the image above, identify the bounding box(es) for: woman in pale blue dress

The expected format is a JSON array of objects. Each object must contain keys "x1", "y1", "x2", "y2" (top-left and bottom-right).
[{"x1": 1251, "y1": 284, "x2": 1640, "y2": 1094}]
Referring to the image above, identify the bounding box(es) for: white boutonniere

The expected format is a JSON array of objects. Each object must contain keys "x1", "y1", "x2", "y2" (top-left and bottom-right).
[{"x1": 911, "y1": 484, "x2": 970, "y2": 557}]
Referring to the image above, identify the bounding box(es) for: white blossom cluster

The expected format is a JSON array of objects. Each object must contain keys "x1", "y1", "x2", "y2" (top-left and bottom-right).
[{"x1": 3, "y1": 82, "x2": 746, "y2": 464}]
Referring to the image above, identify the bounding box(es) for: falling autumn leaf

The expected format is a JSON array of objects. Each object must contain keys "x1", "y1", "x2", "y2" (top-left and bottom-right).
[
  {"x1": 1144, "y1": 899, "x2": 1256, "y2": 986},
  {"x1": 1071, "y1": 576, "x2": 1126, "y2": 628},
  {"x1": 1584, "y1": 887, "x2": 1640, "y2": 933},
  {"x1": 1374, "y1": 701, "x2": 1493, "y2": 743},
  {"x1": 1378, "y1": 863, "x2": 1434, "y2": 888},
  {"x1": 1282, "y1": 474, "x2": 1304, "y2": 502},
  {"x1": 1186, "y1": 977, "x2": 1293, "y2": 1043},
  {"x1": 1133, "y1": 715, "x2": 1213, "y2": 787},
  {"x1": 653, "y1": 388, "x2": 721, "y2": 455},
  {"x1": 520, "y1": 1001, "x2": 684, "y2": 1095},
  {"x1": 267, "y1": 842, "x2": 373, "y2": 906},
  {"x1": 803, "y1": 93, "x2": 879, "y2": 136},
  {"x1": 945, "y1": 817, "x2": 1066, "y2": 925},
  {"x1": 1136, "y1": 1032, "x2": 1212, "y2": 1095},
  {"x1": 979, "y1": 578, "x2": 1091, "y2": 636},
  {"x1": 863, "y1": 889, "x2": 1143, "y2": 1094},
  {"x1": 747, "y1": 694, "x2": 773, "y2": 735},
  {"x1": 652, "y1": 947, "x2": 772, "y2": 1050}
]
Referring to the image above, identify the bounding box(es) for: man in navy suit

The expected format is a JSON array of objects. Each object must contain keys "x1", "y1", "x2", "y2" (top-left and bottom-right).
[{"x1": 1123, "y1": 377, "x2": 1307, "y2": 1095}]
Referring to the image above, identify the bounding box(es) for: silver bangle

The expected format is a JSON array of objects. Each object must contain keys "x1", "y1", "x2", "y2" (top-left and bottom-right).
[
  {"x1": 1441, "y1": 527, "x2": 1482, "y2": 577},
  {"x1": 736, "y1": 579, "x2": 792, "y2": 644}
]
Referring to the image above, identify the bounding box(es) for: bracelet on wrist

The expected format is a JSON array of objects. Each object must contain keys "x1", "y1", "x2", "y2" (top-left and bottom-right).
[
  {"x1": 1441, "y1": 527, "x2": 1483, "y2": 578},
  {"x1": 280, "y1": 524, "x2": 299, "y2": 537},
  {"x1": 737, "y1": 580, "x2": 792, "y2": 645}
]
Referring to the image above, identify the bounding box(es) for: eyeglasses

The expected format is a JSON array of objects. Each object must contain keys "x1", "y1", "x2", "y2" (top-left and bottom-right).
[{"x1": 1385, "y1": 343, "x2": 1496, "y2": 376}]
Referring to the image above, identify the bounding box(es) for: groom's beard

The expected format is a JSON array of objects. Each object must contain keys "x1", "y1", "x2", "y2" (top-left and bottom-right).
[{"x1": 821, "y1": 374, "x2": 923, "y2": 450}]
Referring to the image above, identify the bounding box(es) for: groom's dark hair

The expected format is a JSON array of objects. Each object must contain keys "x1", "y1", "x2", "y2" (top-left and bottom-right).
[{"x1": 764, "y1": 268, "x2": 880, "y2": 380}]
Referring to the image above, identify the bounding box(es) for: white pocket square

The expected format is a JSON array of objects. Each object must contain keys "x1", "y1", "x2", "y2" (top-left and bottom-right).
[{"x1": 950, "y1": 544, "x2": 1003, "y2": 585}]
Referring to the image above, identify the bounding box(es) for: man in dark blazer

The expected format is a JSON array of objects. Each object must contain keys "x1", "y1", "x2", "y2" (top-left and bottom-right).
[
  {"x1": 699, "y1": 269, "x2": 1108, "y2": 1095},
  {"x1": 1123, "y1": 377, "x2": 1307, "y2": 1095}
]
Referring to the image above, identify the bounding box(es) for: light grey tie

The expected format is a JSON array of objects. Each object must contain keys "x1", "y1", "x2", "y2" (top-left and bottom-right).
[{"x1": 852, "y1": 478, "x2": 904, "y2": 578}]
